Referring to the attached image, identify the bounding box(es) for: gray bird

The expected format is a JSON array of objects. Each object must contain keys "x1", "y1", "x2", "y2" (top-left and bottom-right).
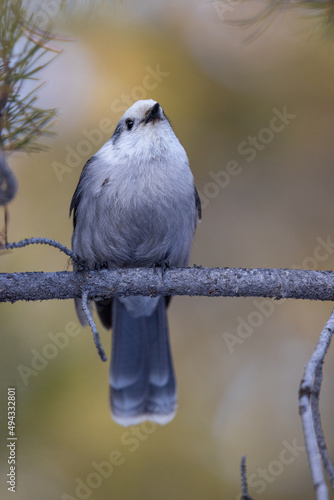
[{"x1": 70, "y1": 99, "x2": 201, "y2": 426}]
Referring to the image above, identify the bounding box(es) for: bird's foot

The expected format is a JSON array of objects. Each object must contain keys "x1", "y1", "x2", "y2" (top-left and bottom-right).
[
  {"x1": 154, "y1": 260, "x2": 170, "y2": 278},
  {"x1": 92, "y1": 261, "x2": 109, "y2": 271}
]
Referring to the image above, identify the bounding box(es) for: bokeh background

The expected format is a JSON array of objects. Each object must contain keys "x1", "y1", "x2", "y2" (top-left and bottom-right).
[{"x1": 1, "y1": 0, "x2": 334, "y2": 498}]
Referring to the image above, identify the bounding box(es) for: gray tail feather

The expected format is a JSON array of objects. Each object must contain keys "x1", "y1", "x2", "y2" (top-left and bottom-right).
[{"x1": 109, "y1": 297, "x2": 176, "y2": 426}]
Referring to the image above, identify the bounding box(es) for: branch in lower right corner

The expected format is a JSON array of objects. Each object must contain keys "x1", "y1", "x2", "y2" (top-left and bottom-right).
[{"x1": 299, "y1": 307, "x2": 334, "y2": 500}]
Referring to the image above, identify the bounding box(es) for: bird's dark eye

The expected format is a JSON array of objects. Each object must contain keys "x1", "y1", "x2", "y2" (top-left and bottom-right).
[{"x1": 125, "y1": 119, "x2": 134, "y2": 130}]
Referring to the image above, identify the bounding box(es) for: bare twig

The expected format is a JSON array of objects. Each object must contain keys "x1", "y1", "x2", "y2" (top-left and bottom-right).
[
  {"x1": 4, "y1": 236, "x2": 85, "y2": 266},
  {"x1": 299, "y1": 308, "x2": 334, "y2": 500},
  {"x1": 81, "y1": 290, "x2": 107, "y2": 362}
]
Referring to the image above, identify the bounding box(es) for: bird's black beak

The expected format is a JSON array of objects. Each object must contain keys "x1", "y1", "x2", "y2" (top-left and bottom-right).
[{"x1": 145, "y1": 102, "x2": 161, "y2": 124}]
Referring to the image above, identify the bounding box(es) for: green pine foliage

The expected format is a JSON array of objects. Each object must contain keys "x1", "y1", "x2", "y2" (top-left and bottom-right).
[{"x1": 0, "y1": 0, "x2": 61, "y2": 153}]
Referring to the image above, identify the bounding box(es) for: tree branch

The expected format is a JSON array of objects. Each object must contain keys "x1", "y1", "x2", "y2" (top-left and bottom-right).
[{"x1": 1, "y1": 267, "x2": 334, "y2": 303}]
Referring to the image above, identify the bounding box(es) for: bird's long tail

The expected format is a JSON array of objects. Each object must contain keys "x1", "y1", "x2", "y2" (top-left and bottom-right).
[{"x1": 109, "y1": 297, "x2": 176, "y2": 426}]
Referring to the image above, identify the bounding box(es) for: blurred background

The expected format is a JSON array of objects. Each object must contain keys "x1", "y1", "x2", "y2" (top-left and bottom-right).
[{"x1": 1, "y1": 0, "x2": 334, "y2": 498}]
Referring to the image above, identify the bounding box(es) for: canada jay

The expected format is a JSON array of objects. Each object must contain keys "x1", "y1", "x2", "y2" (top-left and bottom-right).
[{"x1": 70, "y1": 99, "x2": 201, "y2": 426}]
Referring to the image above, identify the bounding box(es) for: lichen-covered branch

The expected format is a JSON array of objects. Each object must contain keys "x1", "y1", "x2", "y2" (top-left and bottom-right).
[{"x1": 1, "y1": 266, "x2": 334, "y2": 303}]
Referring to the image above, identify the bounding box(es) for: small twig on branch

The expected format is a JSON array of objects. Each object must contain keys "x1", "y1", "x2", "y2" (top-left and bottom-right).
[
  {"x1": 81, "y1": 290, "x2": 107, "y2": 362},
  {"x1": 4, "y1": 237, "x2": 85, "y2": 266},
  {"x1": 299, "y1": 308, "x2": 334, "y2": 500}
]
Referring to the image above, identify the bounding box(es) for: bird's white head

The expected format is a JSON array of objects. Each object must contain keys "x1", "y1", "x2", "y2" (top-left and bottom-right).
[{"x1": 111, "y1": 100, "x2": 175, "y2": 148}]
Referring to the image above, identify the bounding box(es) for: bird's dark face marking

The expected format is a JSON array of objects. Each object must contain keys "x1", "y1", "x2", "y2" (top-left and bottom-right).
[{"x1": 111, "y1": 123, "x2": 122, "y2": 143}]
